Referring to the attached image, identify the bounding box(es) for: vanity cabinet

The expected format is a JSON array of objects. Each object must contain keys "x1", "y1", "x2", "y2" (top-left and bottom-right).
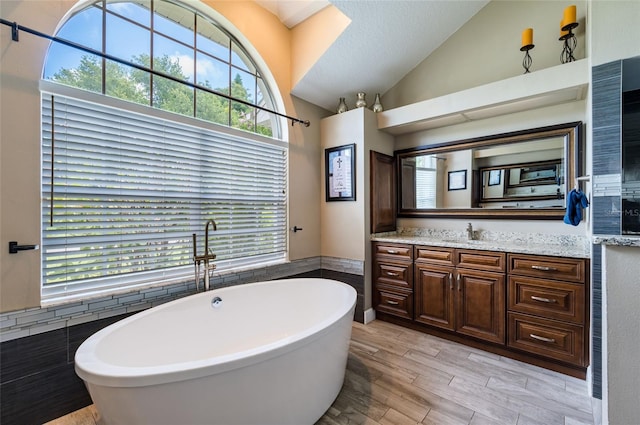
[
  {"x1": 372, "y1": 243, "x2": 413, "y2": 320},
  {"x1": 372, "y1": 241, "x2": 590, "y2": 378},
  {"x1": 507, "y1": 254, "x2": 588, "y2": 367},
  {"x1": 414, "y1": 247, "x2": 506, "y2": 344}
]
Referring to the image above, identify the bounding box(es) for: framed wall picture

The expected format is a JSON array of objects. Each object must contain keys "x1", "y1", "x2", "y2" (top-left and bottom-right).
[
  {"x1": 448, "y1": 169, "x2": 467, "y2": 191},
  {"x1": 325, "y1": 143, "x2": 355, "y2": 201},
  {"x1": 488, "y1": 169, "x2": 501, "y2": 186}
]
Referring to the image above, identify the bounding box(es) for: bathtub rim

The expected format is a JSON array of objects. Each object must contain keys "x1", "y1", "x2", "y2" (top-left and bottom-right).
[{"x1": 75, "y1": 278, "x2": 356, "y2": 388}]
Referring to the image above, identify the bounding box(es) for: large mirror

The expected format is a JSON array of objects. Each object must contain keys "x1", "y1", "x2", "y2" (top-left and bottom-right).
[{"x1": 397, "y1": 122, "x2": 582, "y2": 219}]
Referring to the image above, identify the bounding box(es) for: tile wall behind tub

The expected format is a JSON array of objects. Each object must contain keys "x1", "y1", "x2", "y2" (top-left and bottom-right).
[
  {"x1": 0, "y1": 256, "x2": 364, "y2": 425},
  {"x1": 591, "y1": 59, "x2": 623, "y2": 400}
]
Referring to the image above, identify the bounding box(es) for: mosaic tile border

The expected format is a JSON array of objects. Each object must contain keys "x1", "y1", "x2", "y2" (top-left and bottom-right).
[{"x1": 0, "y1": 256, "x2": 365, "y2": 343}]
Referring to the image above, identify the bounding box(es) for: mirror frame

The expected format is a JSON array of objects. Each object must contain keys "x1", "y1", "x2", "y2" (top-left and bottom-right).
[{"x1": 395, "y1": 121, "x2": 582, "y2": 219}]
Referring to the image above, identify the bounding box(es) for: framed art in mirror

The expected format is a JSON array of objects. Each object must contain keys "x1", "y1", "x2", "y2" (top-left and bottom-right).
[{"x1": 448, "y1": 170, "x2": 467, "y2": 191}]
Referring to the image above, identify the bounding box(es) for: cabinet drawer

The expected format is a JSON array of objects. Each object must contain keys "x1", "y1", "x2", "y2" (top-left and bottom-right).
[
  {"x1": 508, "y1": 254, "x2": 586, "y2": 283},
  {"x1": 457, "y1": 250, "x2": 506, "y2": 272},
  {"x1": 375, "y1": 262, "x2": 413, "y2": 290},
  {"x1": 415, "y1": 246, "x2": 454, "y2": 266},
  {"x1": 375, "y1": 243, "x2": 413, "y2": 261},
  {"x1": 376, "y1": 288, "x2": 413, "y2": 320},
  {"x1": 508, "y1": 313, "x2": 584, "y2": 366},
  {"x1": 508, "y1": 276, "x2": 585, "y2": 324}
]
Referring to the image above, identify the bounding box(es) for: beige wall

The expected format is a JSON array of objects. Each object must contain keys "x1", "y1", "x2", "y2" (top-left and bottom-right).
[
  {"x1": 590, "y1": 0, "x2": 640, "y2": 66},
  {"x1": 0, "y1": 0, "x2": 325, "y2": 312},
  {"x1": 289, "y1": 96, "x2": 330, "y2": 260},
  {"x1": 320, "y1": 107, "x2": 393, "y2": 311},
  {"x1": 383, "y1": 0, "x2": 588, "y2": 110},
  {"x1": 442, "y1": 150, "x2": 473, "y2": 208},
  {"x1": 0, "y1": 0, "x2": 73, "y2": 312},
  {"x1": 320, "y1": 109, "x2": 366, "y2": 261},
  {"x1": 601, "y1": 245, "x2": 640, "y2": 425}
]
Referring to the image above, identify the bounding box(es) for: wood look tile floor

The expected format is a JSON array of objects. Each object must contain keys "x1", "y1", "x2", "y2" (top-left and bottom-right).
[{"x1": 46, "y1": 320, "x2": 598, "y2": 425}]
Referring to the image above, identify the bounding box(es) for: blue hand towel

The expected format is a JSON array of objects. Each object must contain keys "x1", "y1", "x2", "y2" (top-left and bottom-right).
[{"x1": 564, "y1": 189, "x2": 589, "y2": 226}]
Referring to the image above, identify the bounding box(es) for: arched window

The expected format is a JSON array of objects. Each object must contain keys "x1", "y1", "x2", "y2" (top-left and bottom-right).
[
  {"x1": 43, "y1": 0, "x2": 281, "y2": 137},
  {"x1": 41, "y1": 0, "x2": 287, "y2": 302}
]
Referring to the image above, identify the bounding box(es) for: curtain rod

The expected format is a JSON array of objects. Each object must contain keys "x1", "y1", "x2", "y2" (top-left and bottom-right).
[{"x1": 0, "y1": 18, "x2": 311, "y2": 127}]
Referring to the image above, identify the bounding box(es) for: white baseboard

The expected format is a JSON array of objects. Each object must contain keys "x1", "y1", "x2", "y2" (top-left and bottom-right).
[{"x1": 364, "y1": 308, "x2": 376, "y2": 324}]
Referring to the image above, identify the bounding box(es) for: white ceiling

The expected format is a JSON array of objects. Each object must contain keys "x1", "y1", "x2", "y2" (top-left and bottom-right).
[{"x1": 254, "y1": 0, "x2": 489, "y2": 112}]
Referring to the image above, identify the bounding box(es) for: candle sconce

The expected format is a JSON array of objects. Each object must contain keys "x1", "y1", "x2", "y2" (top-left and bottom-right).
[
  {"x1": 559, "y1": 21, "x2": 578, "y2": 63},
  {"x1": 559, "y1": 5, "x2": 578, "y2": 64},
  {"x1": 520, "y1": 27, "x2": 534, "y2": 74},
  {"x1": 520, "y1": 44, "x2": 534, "y2": 74}
]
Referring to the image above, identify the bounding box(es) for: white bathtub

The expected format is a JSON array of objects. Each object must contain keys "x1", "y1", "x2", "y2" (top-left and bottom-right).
[{"x1": 75, "y1": 278, "x2": 357, "y2": 425}]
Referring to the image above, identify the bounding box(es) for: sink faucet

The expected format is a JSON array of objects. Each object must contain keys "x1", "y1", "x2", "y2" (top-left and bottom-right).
[
  {"x1": 193, "y1": 219, "x2": 217, "y2": 291},
  {"x1": 466, "y1": 222, "x2": 475, "y2": 240}
]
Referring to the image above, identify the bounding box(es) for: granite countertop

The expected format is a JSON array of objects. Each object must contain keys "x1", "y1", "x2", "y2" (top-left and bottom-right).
[
  {"x1": 592, "y1": 235, "x2": 640, "y2": 247},
  {"x1": 372, "y1": 228, "x2": 591, "y2": 259}
]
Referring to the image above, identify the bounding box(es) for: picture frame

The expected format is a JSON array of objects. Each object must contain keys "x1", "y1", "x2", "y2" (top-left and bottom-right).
[
  {"x1": 325, "y1": 143, "x2": 356, "y2": 201},
  {"x1": 448, "y1": 169, "x2": 467, "y2": 191},
  {"x1": 488, "y1": 169, "x2": 501, "y2": 186}
]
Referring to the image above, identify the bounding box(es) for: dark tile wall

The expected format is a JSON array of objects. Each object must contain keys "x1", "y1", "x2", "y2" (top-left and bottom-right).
[
  {"x1": 0, "y1": 315, "x2": 131, "y2": 425},
  {"x1": 287, "y1": 269, "x2": 365, "y2": 323},
  {"x1": 590, "y1": 246, "x2": 603, "y2": 399},
  {"x1": 0, "y1": 269, "x2": 364, "y2": 424},
  {"x1": 592, "y1": 195, "x2": 622, "y2": 234},
  {"x1": 590, "y1": 59, "x2": 623, "y2": 400}
]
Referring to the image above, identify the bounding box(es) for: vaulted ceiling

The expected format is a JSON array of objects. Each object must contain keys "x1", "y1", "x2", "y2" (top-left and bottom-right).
[{"x1": 255, "y1": 0, "x2": 489, "y2": 111}]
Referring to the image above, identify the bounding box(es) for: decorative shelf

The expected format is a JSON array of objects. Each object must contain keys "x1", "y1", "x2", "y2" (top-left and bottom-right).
[{"x1": 376, "y1": 59, "x2": 589, "y2": 135}]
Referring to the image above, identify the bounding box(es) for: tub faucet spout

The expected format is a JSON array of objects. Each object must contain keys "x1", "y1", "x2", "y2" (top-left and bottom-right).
[{"x1": 193, "y1": 219, "x2": 217, "y2": 291}]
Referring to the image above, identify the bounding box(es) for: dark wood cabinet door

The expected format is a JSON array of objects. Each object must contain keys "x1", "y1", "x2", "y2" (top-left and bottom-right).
[
  {"x1": 456, "y1": 269, "x2": 506, "y2": 344},
  {"x1": 370, "y1": 151, "x2": 396, "y2": 233},
  {"x1": 414, "y1": 264, "x2": 455, "y2": 331}
]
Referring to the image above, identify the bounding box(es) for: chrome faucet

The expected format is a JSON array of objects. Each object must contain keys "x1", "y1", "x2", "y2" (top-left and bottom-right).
[
  {"x1": 192, "y1": 219, "x2": 217, "y2": 291},
  {"x1": 466, "y1": 222, "x2": 475, "y2": 240}
]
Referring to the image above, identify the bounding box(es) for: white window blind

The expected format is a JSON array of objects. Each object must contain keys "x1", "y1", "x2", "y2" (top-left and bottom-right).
[{"x1": 41, "y1": 91, "x2": 287, "y2": 301}]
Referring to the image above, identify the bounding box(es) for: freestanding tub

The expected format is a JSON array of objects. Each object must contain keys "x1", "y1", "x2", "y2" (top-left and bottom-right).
[{"x1": 75, "y1": 278, "x2": 357, "y2": 425}]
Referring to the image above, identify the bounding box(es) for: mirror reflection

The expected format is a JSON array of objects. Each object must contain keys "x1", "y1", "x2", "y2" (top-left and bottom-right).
[{"x1": 396, "y1": 122, "x2": 581, "y2": 219}]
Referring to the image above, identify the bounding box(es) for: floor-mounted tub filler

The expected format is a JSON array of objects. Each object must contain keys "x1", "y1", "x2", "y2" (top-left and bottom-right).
[{"x1": 75, "y1": 278, "x2": 357, "y2": 425}]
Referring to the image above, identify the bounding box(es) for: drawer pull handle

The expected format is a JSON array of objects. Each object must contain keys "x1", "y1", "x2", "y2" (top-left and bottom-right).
[
  {"x1": 386, "y1": 271, "x2": 399, "y2": 277},
  {"x1": 530, "y1": 334, "x2": 556, "y2": 343},
  {"x1": 449, "y1": 272, "x2": 453, "y2": 290},
  {"x1": 386, "y1": 249, "x2": 398, "y2": 254},
  {"x1": 386, "y1": 300, "x2": 399, "y2": 305},
  {"x1": 531, "y1": 265, "x2": 557, "y2": 272},
  {"x1": 531, "y1": 295, "x2": 556, "y2": 303}
]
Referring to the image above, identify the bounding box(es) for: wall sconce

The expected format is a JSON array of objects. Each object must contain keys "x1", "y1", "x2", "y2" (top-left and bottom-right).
[
  {"x1": 520, "y1": 28, "x2": 534, "y2": 74},
  {"x1": 559, "y1": 5, "x2": 578, "y2": 63}
]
